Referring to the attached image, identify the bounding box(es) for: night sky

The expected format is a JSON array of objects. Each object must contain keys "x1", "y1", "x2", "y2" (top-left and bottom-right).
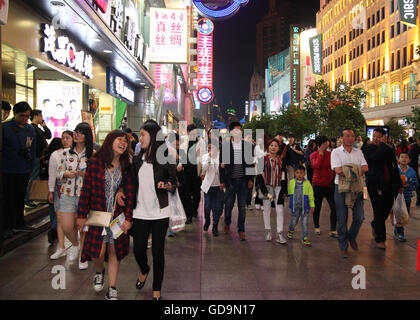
[{"x1": 212, "y1": 0, "x2": 320, "y2": 121}]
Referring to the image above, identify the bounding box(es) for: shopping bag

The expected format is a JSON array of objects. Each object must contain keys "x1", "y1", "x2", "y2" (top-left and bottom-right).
[
  {"x1": 29, "y1": 180, "x2": 49, "y2": 201},
  {"x1": 392, "y1": 193, "x2": 409, "y2": 226},
  {"x1": 169, "y1": 189, "x2": 187, "y2": 233}
]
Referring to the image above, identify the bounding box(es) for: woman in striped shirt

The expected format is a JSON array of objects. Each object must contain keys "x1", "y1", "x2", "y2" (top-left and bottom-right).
[{"x1": 257, "y1": 139, "x2": 288, "y2": 244}]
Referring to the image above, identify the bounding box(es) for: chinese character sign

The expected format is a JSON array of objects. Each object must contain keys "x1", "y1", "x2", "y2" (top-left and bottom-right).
[
  {"x1": 290, "y1": 25, "x2": 301, "y2": 105},
  {"x1": 197, "y1": 18, "x2": 214, "y2": 104},
  {"x1": 309, "y1": 34, "x2": 322, "y2": 75},
  {"x1": 150, "y1": 8, "x2": 188, "y2": 63}
]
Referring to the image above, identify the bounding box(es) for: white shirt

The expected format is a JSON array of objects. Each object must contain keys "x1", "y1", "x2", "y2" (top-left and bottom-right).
[
  {"x1": 48, "y1": 149, "x2": 63, "y2": 192},
  {"x1": 132, "y1": 160, "x2": 170, "y2": 220},
  {"x1": 201, "y1": 152, "x2": 220, "y2": 193},
  {"x1": 331, "y1": 145, "x2": 367, "y2": 184}
]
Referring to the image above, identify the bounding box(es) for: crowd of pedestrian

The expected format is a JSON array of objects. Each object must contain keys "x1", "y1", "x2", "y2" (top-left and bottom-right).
[{"x1": 2, "y1": 99, "x2": 417, "y2": 299}]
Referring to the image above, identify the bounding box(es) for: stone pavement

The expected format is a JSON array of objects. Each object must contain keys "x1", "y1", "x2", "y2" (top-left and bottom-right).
[{"x1": 0, "y1": 196, "x2": 419, "y2": 300}]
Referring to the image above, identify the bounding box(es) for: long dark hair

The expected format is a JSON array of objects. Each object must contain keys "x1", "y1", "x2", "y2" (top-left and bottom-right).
[
  {"x1": 93, "y1": 130, "x2": 132, "y2": 173},
  {"x1": 71, "y1": 122, "x2": 93, "y2": 159},
  {"x1": 44, "y1": 138, "x2": 63, "y2": 159},
  {"x1": 139, "y1": 120, "x2": 165, "y2": 164}
]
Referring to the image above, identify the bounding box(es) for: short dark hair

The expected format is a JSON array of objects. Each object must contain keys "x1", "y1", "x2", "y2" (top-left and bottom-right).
[
  {"x1": 275, "y1": 131, "x2": 284, "y2": 137},
  {"x1": 341, "y1": 128, "x2": 354, "y2": 136},
  {"x1": 30, "y1": 109, "x2": 42, "y2": 120},
  {"x1": 315, "y1": 135, "x2": 329, "y2": 147},
  {"x1": 331, "y1": 138, "x2": 337, "y2": 143},
  {"x1": 295, "y1": 165, "x2": 306, "y2": 172},
  {"x1": 229, "y1": 121, "x2": 241, "y2": 131},
  {"x1": 13, "y1": 101, "x2": 32, "y2": 114},
  {"x1": 123, "y1": 127, "x2": 133, "y2": 134},
  {"x1": 373, "y1": 127, "x2": 387, "y2": 136},
  {"x1": 399, "y1": 152, "x2": 410, "y2": 158},
  {"x1": 2, "y1": 101, "x2": 11, "y2": 111},
  {"x1": 187, "y1": 124, "x2": 197, "y2": 132},
  {"x1": 288, "y1": 133, "x2": 295, "y2": 138}
]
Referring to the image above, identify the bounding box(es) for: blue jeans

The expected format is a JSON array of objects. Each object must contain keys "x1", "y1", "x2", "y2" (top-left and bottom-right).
[
  {"x1": 48, "y1": 190, "x2": 59, "y2": 231},
  {"x1": 334, "y1": 185, "x2": 364, "y2": 251},
  {"x1": 204, "y1": 186, "x2": 224, "y2": 226},
  {"x1": 225, "y1": 178, "x2": 248, "y2": 233},
  {"x1": 289, "y1": 207, "x2": 309, "y2": 239}
]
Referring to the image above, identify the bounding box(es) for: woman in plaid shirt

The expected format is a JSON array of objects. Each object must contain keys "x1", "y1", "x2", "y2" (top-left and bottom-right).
[{"x1": 77, "y1": 130, "x2": 135, "y2": 300}]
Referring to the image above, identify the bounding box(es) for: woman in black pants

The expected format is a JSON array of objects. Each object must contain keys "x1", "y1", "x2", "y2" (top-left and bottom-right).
[{"x1": 117, "y1": 120, "x2": 177, "y2": 300}]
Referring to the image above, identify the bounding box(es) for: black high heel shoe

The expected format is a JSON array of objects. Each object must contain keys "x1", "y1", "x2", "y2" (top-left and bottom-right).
[{"x1": 135, "y1": 273, "x2": 149, "y2": 290}]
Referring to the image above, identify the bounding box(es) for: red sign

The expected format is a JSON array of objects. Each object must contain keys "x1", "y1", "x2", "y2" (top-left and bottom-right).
[{"x1": 93, "y1": 0, "x2": 108, "y2": 13}]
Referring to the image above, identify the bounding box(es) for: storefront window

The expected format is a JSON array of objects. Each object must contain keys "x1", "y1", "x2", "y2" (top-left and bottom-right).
[{"x1": 392, "y1": 84, "x2": 400, "y2": 103}]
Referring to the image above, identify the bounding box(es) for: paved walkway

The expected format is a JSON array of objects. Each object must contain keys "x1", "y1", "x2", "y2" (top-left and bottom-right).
[{"x1": 0, "y1": 196, "x2": 419, "y2": 300}]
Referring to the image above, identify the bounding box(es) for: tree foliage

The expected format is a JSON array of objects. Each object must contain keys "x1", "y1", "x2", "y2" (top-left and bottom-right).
[
  {"x1": 325, "y1": 103, "x2": 366, "y2": 139},
  {"x1": 406, "y1": 106, "x2": 420, "y2": 138},
  {"x1": 386, "y1": 120, "x2": 408, "y2": 140}
]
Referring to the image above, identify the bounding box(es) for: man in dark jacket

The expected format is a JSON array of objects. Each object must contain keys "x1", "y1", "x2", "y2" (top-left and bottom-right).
[
  {"x1": 408, "y1": 137, "x2": 420, "y2": 205},
  {"x1": 2, "y1": 102, "x2": 36, "y2": 238},
  {"x1": 362, "y1": 127, "x2": 403, "y2": 250},
  {"x1": 220, "y1": 122, "x2": 254, "y2": 241},
  {"x1": 24, "y1": 109, "x2": 52, "y2": 208}
]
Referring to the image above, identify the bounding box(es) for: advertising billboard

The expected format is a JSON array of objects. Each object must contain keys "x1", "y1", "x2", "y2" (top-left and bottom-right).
[
  {"x1": 149, "y1": 8, "x2": 188, "y2": 63},
  {"x1": 309, "y1": 34, "x2": 322, "y2": 75},
  {"x1": 197, "y1": 18, "x2": 214, "y2": 104},
  {"x1": 36, "y1": 80, "x2": 83, "y2": 138},
  {"x1": 290, "y1": 25, "x2": 301, "y2": 105}
]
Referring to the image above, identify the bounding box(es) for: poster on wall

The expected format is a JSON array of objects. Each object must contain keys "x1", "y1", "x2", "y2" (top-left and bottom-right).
[{"x1": 36, "y1": 80, "x2": 83, "y2": 138}]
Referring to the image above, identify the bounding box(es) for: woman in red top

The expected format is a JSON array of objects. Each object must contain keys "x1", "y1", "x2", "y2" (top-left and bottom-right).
[
  {"x1": 76, "y1": 130, "x2": 135, "y2": 300},
  {"x1": 309, "y1": 136, "x2": 337, "y2": 237}
]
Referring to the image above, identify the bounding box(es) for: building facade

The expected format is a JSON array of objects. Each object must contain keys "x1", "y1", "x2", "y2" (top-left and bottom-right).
[{"x1": 316, "y1": 0, "x2": 420, "y2": 126}]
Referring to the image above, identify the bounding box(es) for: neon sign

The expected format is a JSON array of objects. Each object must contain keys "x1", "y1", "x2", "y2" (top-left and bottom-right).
[
  {"x1": 92, "y1": 0, "x2": 108, "y2": 13},
  {"x1": 197, "y1": 18, "x2": 214, "y2": 104},
  {"x1": 41, "y1": 24, "x2": 93, "y2": 79},
  {"x1": 193, "y1": 0, "x2": 249, "y2": 20}
]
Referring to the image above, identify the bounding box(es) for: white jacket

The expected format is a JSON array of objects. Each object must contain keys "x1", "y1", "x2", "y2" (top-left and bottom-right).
[{"x1": 200, "y1": 152, "x2": 220, "y2": 193}]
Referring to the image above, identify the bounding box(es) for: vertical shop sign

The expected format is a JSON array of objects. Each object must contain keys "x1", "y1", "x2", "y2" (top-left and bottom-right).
[
  {"x1": 0, "y1": 0, "x2": 9, "y2": 25},
  {"x1": 309, "y1": 34, "x2": 322, "y2": 75},
  {"x1": 290, "y1": 25, "x2": 301, "y2": 105},
  {"x1": 399, "y1": 0, "x2": 417, "y2": 27},
  {"x1": 150, "y1": 8, "x2": 188, "y2": 63},
  {"x1": 197, "y1": 18, "x2": 214, "y2": 104}
]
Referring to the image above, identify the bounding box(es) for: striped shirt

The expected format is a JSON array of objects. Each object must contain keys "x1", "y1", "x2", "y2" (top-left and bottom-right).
[
  {"x1": 263, "y1": 155, "x2": 282, "y2": 187},
  {"x1": 232, "y1": 141, "x2": 244, "y2": 178}
]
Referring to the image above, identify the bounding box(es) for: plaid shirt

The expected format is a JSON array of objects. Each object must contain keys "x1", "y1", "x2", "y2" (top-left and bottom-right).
[
  {"x1": 77, "y1": 157, "x2": 135, "y2": 261},
  {"x1": 263, "y1": 155, "x2": 283, "y2": 187}
]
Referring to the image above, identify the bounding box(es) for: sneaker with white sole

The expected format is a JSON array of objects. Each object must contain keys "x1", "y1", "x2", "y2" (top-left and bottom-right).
[
  {"x1": 265, "y1": 230, "x2": 272, "y2": 241},
  {"x1": 68, "y1": 245, "x2": 79, "y2": 261},
  {"x1": 93, "y1": 269, "x2": 105, "y2": 292},
  {"x1": 315, "y1": 228, "x2": 321, "y2": 235},
  {"x1": 276, "y1": 233, "x2": 287, "y2": 244},
  {"x1": 50, "y1": 248, "x2": 67, "y2": 260},
  {"x1": 79, "y1": 258, "x2": 89, "y2": 270},
  {"x1": 147, "y1": 239, "x2": 152, "y2": 248},
  {"x1": 255, "y1": 204, "x2": 261, "y2": 210},
  {"x1": 105, "y1": 287, "x2": 118, "y2": 300}
]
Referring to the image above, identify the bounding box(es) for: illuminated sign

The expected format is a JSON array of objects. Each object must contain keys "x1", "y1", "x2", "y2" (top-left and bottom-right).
[
  {"x1": 197, "y1": 18, "x2": 214, "y2": 104},
  {"x1": 193, "y1": 0, "x2": 249, "y2": 20},
  {"x1": 41, "y1": 24, "x2": 93, "y2": 78},
  {"x1": 290, "y1": 25, "x2": 301, "y2": 105},
  {"x1": 309, "y1": 34, "x2": 322, "y2": 75},
  {"x1": 399, "y1": 0, "x2": 417, "y2": 27},
  {"x1": 0, "y1": 0, "x2": 9, "y2": 25},
  {"x1": 154, "y1": 64, "x2": 176, "y2": 103},
  {"x1": 149, "y1": 8, "x2": 188, "y2": 63},
  {"x1": 107, "y1": 68, "x2": 135, "y2": 104},
  {"x1": 92, "y1": 0, "x2": 108, "y2": 13}
]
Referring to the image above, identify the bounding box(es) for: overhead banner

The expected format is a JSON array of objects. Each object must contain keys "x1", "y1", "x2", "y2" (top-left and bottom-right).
[
  {"x1": 290, "y1": 25, "x2": 301, "y2": 105},
  {"x1": 149, "y1": 8, "x2": 188, "y2": 63},
  {"x1": 399, "y1": 0, "x2": 417, "y2": 27},
  {"x1": 197, "y1": 18, "x2": 214, "y2": 104},
  {"x1": 0, "y1": 0, "x2": 8, "y2": 25},
  {"x1": 309, "y1": 34, "x2": 322, "y2": 75}
]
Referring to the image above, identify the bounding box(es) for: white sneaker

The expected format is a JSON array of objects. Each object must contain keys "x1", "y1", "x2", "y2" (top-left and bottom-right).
[
  {"x1": 79, "y1": 257, "x2": 89, "y2": 270},
  {"x1": 68, "y1": 245, "x2": 79, "y2": 261},
  {"x1": 315, "y1": 228, "x2": 321, "y2": 235},
  {"x1": 276, "y1": 233, "x2": 287, "y2": 244},
  {"x1": 64, "y1": 237, "x2": 72, "y2": 249},
  {"x1": 50, "y1": 248, "x2": 67, "y2": 260},
  {"x1": 265, "y1": 230, "x2": 272, "y2": 241},
  {"x1": 105, "y1": 287, "x2": 118, "y2": 300},
  {"x1": 93, "y1": 270, "x2": 105, "y2": 292},
  {"x1": 255, "y1": 204, "x2": 261, "y2": 210}
]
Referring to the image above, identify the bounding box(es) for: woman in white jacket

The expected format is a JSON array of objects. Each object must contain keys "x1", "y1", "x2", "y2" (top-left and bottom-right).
[{"x1": 201, "y1": 140, "x2": 224, "y2": 236}]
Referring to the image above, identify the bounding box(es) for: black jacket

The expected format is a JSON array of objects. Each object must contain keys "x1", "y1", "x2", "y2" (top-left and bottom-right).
[
  {"x1": 132, "y1": 154, "x2": 177, "y2": 210},
  {"x1": 362, "y1": 142, "x2": 402, "y2": 194},
  {"x1": 31, "y1": 123, "x2": 52, "y2": 158},
  {"x1": 220, "y1": 140, "x2": 254, "y2": 186},
  {"x1": 408, "y1": 143, "x2": 420, "y2": 170},
  {"x1": 255, "y1": 170, "x2": 288, "y2": 205}
]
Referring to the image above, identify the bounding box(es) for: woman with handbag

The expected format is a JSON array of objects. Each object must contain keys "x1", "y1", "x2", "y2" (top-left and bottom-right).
[
  {"x1": 57, "y1": 123, "x2": 93, "y2": 266},
  {"x1": 117, "y1": 120, "x2": 177, "y2": 300},
  {"x1": 76, "y1": 130, "x2": 134, "y2": 300},
  {"x1": 49, "y1": 131, "x2": 73, "y2": 258},
  {"x1": 257, "y1": 138, "x2": 288, "y2": 244}
]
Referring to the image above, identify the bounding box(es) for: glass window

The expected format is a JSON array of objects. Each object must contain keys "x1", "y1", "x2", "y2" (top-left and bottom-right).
[
  {"x1": 372, "y1": 37, "x2": 375, "y2": 48},
  {"x1": 377, "y1": 34, "x2": 380, "y2": 46},
  {"x1": 367, "y1": 39, "x2": 370, "y2": 50},
  {"x1": 392, "y1": 84, "x2": 400, "y2": 103},
  {"x1": 397, "y1": 22, "x2": 400, "y2": 35},
  {"x1": 377, "y1": 59, "x2": 380, "y2": 76},
  {"x1": 369, "y1": 90, "x2": 375, "y2": 107},
  {"x1": 361, "y1": 44, "x2": 363, "y2": 54},
  {"x1": 410, "y1": 44, "x2": 414, "y2": 62},
  {"x1": 391, "y1": 53, "x2": 395, "y2": 71},
  {"x1": 403, "y1": 47, "x2": 407, "y2": 67},
  {"x1": 390, "y1": 0, "x2": 394, "y2": 13},
  {"x1": 372, "y1": 14, "x2": 375, "y2": 25},
  {"x1": 368, "y1": 64, "x2": 371, "y2": 79},
  {"x1": 391, "y1": 25, "x2": 394, "y2": 38},
  {"x1": 372, "y1": 61, "x2": 376, "y2": 78},
  {"x1": 382, "y1": 31, "x2": 385, "y2": 43},
  {"x1": 382, "y1": 7, "x2": 385, "y2": 19}
]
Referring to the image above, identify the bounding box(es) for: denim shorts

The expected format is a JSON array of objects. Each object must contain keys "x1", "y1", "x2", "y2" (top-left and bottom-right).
[
  {"x1": 58, "y1": 195, "x2": 79, "y2": 213},
  {"x1": 103, "y1": 227, "x2": 114, "y2": 244}
]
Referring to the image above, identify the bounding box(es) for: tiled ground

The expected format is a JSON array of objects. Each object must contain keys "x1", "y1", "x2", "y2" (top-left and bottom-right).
[{"x1": 0, "y1": 195, "x2": 419, "y2": 300}]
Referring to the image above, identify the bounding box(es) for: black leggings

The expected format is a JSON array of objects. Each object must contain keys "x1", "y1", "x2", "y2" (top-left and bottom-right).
[
  {"x1": 313, "y1": 185, "x2": 337, "y2": 231},
  {"x1": 132, "y1": 218, "x2": 169, "y2": 291}
]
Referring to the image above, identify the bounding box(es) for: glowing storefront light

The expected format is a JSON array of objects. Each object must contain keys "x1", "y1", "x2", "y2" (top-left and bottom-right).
[
  {"x1": 192, "y1": 0, "x2": 249, "y2": 20},
  {"x1": 197, "y1": 18, "x2": 214, "y2": 104}
]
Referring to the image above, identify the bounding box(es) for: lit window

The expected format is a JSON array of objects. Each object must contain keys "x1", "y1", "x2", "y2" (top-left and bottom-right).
[{"x1": 392, "y1": 84, "x2": 400, "y2": 103}]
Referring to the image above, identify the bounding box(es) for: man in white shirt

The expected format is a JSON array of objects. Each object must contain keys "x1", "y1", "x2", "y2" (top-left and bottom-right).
[{"x1": 331, "y1": 128, "x2": 368, "y2": 258}]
